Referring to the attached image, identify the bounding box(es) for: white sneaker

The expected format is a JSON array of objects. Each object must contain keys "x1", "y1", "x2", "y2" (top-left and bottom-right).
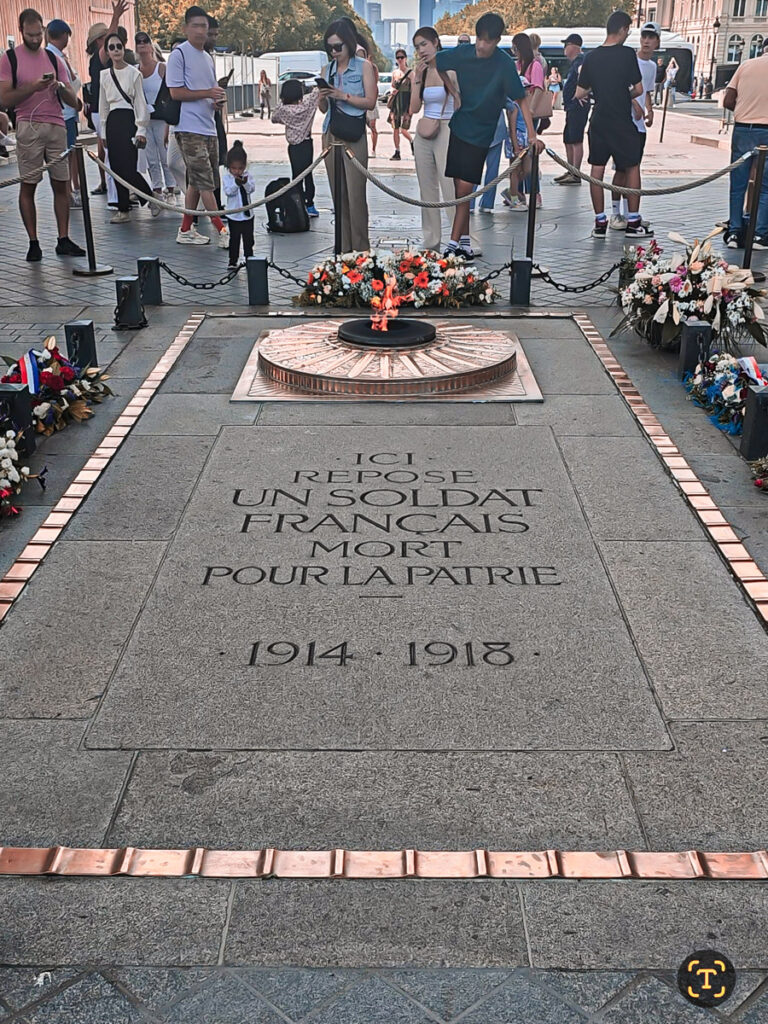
[
  {"x1": 176, "y1": 226, "x2": 210, "y2": 245},
  {"x1": 110, "y1": 210, "x2": 130, "y2": 224},
  {"x1": 217, "y1": 226, "x2": 230, "y2": 249},
  {"x1": 150, "y1": 195, "x2": 162, "y2": 217},
  {"x1": 609, "y1": 214, "x2": 627, "y2": 230},
  {"x1": 70, "y1": 190, "x2": 82, "y2": 209}
]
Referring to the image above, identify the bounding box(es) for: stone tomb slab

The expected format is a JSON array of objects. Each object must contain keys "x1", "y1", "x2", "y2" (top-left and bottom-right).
[{"x1": 88, "y1": 426, "x2": 668, "y2": 750}]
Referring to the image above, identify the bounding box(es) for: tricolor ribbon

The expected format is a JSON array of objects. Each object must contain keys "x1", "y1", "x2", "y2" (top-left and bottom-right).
[{"x1": 19, "y1": 350, "x2": 40, "y2": 394}]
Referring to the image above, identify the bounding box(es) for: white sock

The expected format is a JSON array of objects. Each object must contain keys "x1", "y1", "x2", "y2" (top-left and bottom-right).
[
  {"x1": 446, "y1": 239, "x2": 458, "y2": 251},
  {"x1": 459, "y1": 235, "x2": 471, "y2": 249},
  {"x1": 620, "y1": 199, "x2": 629, "y2": 217},
  {"x1": 612, "y1": 199, "x2": 621, "y2": 216}
]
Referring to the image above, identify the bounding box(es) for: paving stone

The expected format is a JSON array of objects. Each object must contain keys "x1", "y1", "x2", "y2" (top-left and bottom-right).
[
  {"x1": 602, "y1": 542, "x2": 768, "y2": 718},
  {"x1": 688, "y1": 454, "x2": 767, "y2": 508},
  {"x1": 132, "y1": 394, "x2": 259, "y2": 435},
  {"x1": 104, "y1": 330, "x2": 190, "y2": 381},
  {"x1": 24, "y1": 974, "x2": 148, "y2": 1023},
  {"x1": 65, "y1": 436, "x2": 213, "y2": 541},
  {"x1": 224, "y1": 881, "x2": 529, "y2": 967},
  {"x1": 0, "y1": 722, "x2": 130, "y2": 847},
  {"x1": 504, "y1": 336, "x2": 616, "y2": 396},
  {"x1": 107, "y1": 751, "x2": 645, "y2": 850},
  {"x1": 0, "y1": 541, "x2": 165, "y2": 718},
  {"x1": 257, "y1": 402, "x2": 517, "y2": 426},
  {"x1": 558, "y1": 437, "x2": 704, "y2": 541},
  {"x1": 160, "y1": 333, "x2": 264, "y2": 394},
  {"x1": 160, "y1": 974, "x2": 285, "y2": 1024},
  {"x1": 234, "y1": 968, "x2": 358, "y2": 1022},
  {"x1": 0, "y1": 507, "x2": 49, "y2": 579},
  {"x1": 108, "y1": 968, "x2": 214, "y2": 1014},
  {"x1": 529, "y1": 970, "x2": 634, "y2": 1014},
  {"x1": 88, "y1": 425, "x2": 667, "y2": 750},
  {"x1": 514, "y1": 395, "x2": 639, "y2": 436},
  {"x1": 382, "y1": 969, "x2": 512, "y2": 1020},
  {"x1": 301, "y1": 975, "x2": 437, "y2": 1023},
  {"x1": 455, "y1": 972, "x2": 588, "y2": 1023},
  {"x1": 0, "y1": 879, "x2": 229, "y2": 964},
  {"x1": 599, "y1": 976, "x2": 721, "y2": 1023},
  {"x1": 27, "y1": 379, "x2": 143, "y2": 456},
  {"x1": 521, "y1": 881, "x2": 768, "y2": 969},
  {"x1": 740, "y1": 986, "x2": 768, "y2": 1023},
  {"x1": 0, "y1": 969, "x2": 82, "y2": 1014}
]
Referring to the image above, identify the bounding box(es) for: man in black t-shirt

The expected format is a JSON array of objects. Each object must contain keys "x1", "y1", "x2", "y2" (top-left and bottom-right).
[{"x1": 576, "y1": 10, "x2": 649, "y2": 238}]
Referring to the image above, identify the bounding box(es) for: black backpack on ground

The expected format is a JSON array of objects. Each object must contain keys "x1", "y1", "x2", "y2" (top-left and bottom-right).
[{"x1": 264, "y1": 177, "x2": 309, "y2": 233}]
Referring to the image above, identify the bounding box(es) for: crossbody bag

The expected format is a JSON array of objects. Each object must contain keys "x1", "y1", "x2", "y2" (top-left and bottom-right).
[{"x1": 328, "y1": 59, "x2": 366, "y2": 142}]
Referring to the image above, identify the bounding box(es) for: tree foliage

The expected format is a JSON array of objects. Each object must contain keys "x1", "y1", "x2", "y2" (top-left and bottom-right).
[
  {"x1": 436, "y1": 0, "x2": 636, "y2": 36},
  {"x1": 142, "y1": 0, "x2": 386, "y2": 67}
]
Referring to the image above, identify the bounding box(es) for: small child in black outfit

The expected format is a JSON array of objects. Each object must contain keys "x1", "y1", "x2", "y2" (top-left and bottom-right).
[
  {"x1": 271, "y1": 80, "x2": 320, "y2": 217},
  {"x1": 222, "y1": 140, "x2": 255, "y2": 269}
]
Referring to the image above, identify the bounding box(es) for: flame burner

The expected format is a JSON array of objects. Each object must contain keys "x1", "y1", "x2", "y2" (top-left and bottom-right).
[{"x1": 337, "y1": 318, "x2": 437, "y2": 349}]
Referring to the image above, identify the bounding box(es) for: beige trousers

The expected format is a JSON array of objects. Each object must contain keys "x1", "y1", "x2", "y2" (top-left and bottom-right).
[
  {"x1": 413, "y1": 120, "x2": 453, "y2": 251},
  {"x1": 323, "y1": 131, "x2": 370, "y2": 252}
]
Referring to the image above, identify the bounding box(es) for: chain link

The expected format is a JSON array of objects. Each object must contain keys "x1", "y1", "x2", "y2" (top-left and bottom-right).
[
  {"x1": 532, "y1": 261, "x2": 621, "y2": 294},
  {"x1": 268, "y1": 261, "x2": 309, "y2": 288},
  {"x1": 113, "y1": 281, "x2": 148, "y2": 331},
  {"x1": 158, "y1": 260, "x2": 243, "y2": 290},
  {"x1": 480, "y1": 261, "x2": 512, "y2": 283}
]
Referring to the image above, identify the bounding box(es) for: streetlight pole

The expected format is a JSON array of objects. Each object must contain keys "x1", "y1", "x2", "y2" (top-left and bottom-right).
[{"x1": 708, "y1": 16, "x2": 721, "y2": 87}]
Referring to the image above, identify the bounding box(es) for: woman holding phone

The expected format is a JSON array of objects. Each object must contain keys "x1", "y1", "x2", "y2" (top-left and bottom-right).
[
  {"x1": 317, "y1": 19, "x2": 376, "y2": 251},
  {"x1": 98, "y1": 32, "x2": 152, "y2": 222}
]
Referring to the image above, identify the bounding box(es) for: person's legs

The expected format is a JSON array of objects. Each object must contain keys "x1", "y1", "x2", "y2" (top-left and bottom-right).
[
  {"x1": 393, "y1": 125, "x2": 401, "y2": 153},
  {"x1": 289, "y1": 138, "x2": 315, "y2": 206},
  {"x1": 623, "y1": 165, "x2": 641, "y2": 216},
  {"x1": 369, "y1": 120, "x2": 378, "y2": 156},
  {"x1": 241, "y1": 217, "x2": 254, "y2": 258},
  {"x1": 167, "y1": 132, "x2": 186, "y2": 192},
  {"x1": 343, "y1": 132, "x2": 370, "y2": 251},
  {"x1": 728, "y1": 125, "x2": 752, "y2": 237},
  {"x1": 144, "y1": 121, "x2": 165, "y2": 192},
  {"x1": 478, "y1": 141, "x2": 502, "y2": 210},
  {"x1": 18, "y1": 182, "x2": 38, "y2": 240},
  {"x1": 106, "y1": 111, "x2": 134, "y2": 212},
  {"x1": 589, "y1": 165, "x2": 607, "y2": 215},
  {"x1": 755, "y1": 128, "x2": 768, "y2": 237},
  {"x1": 52, "y1": 178, "x2": 71, "y2": 236},
  {"x1": 414, "y1": 132, "x2": 441, "y2": 249},
  {"x1": 228, "y1": 219, "x2": 242, "y2": 265}
]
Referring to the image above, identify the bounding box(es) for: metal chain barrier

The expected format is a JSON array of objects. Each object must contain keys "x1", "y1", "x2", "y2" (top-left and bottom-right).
[
  {"x1": 0, "y1": 146, "x2": 72, "y2": 189},
  {"x1": 480, "y1": 261, "x2": 512, "y2": 283},
  {"x1": 158, "y1": 260, "x2": 243, "y2": 290},
  {"x1": 544, "y1": 145, "x2": 756, "y2": 197},
  {"x1": 268, "y1": 261, "x2": 308, "y2": 288},
  {"x1": 532, "y1": 260, "x2": 622, "y2": 294},
  {"x1": 85, "y1": 147, "x2": 330, "y2": 218}
]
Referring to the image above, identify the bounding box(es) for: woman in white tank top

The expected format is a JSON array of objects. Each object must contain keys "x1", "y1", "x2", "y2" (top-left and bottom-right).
[
  {"x1": 410, "y1": 27, "x2": 460, "y2": 252},
  {"x1": 135, "y1": 32, "x2": 178, "y2": 203}
]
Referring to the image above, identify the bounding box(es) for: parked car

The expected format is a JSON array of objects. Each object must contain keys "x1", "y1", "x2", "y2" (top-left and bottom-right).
[
  {"x1": 378, "y1": 72, "x2": 393, "y2": 100},
  {"x1": 278, "y1": 69, "x2": 317, "y2": 93}
]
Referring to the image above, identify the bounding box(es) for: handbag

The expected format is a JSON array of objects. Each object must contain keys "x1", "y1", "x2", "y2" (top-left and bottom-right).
[
  {"x1": 528, "y1": 85, "x2": 553, "y2": 119},
  {"x1": 151, "y1": 77, "x2": 181, "y2": 125},
  {"x1": 328, "y1": 60, "x2": 366, "y2": 142},
  {"x1": 416, "y1": 71, "x2": 454, "y2": 139}
]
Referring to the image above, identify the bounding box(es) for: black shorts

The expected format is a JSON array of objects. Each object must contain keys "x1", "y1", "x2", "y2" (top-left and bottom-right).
[
  {"x1": 563, "y1": 104, "x2": 589, "y2": 145},
  {"x1": 445, "y1": 132, "x2": 489, "y2": 185},
  {"x1": 588, "y1": 120, "x2": 644, "y2": 172}
]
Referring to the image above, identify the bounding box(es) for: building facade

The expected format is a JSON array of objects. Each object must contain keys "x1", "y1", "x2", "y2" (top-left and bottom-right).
[
  {"x1": 649, "y1": 0, "x2": 765, "y2": 85},
  {"x1": 2, "y1": 0, "x2": 136, "y2": 86}
]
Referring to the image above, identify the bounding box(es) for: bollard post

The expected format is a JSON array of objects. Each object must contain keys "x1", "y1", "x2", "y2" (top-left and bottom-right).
[
  {"x1": 64, "y1": 320, "x2": 98, "y2": 369},
  {"x1": 678, "y1": 319, "x2": 712, "y2": 380},
  {"x1": 333, "y1": 145, "x2": 344, "y2": 256},
  {"x1": 739, "y1": 385, "x2": 768, "y2": 460},
  {"x1": 659, "y1": 85, "x2": 670, "y2": 144},
  {"x1": 246, "y1": 256, "x2": 270, "y2": 305},
  {"x1": 742, "y1": 145, "x2": 768, "y2": 277},
  {"x1": 113, "y1": 276, "x2": 146, "y2": 330},
  {"x1": 72, "y1": 143, "x2": 113, "y2": 277},
  {"x1": 0, "y1": 384, "x2": 36, "y2": 457},
  {"x1": 525, "y1": 147, "x2": 539, "y2": 261},
  {"x1": 510, "y1": 257, "x2": 532, "y2": 306},
  {"x1": 137, "y1": 257, "x2": 163, "y2": 305}
]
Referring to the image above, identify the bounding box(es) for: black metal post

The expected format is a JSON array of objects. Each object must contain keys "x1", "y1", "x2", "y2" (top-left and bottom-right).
[
  {"x1": 0, "y1": 384, "x2": 36, "y2": 456},
  {"x1": 739, "y1": 385, "x2": 768, "y2": 460},
  {"x1": 525, "y1": 148, "x2": 539, "y2": 261},
  {"x1": 113, "y1": 276, "x2": 145, "y2": 330},
  {"x1": 72, "y1": 143, "x2": 113, "y2": 277},
  {"x1": 137, "y1": 257, "x2": 163, "y2": 304},
  {"x1": 246, "y1": 257, "x2": 270, "y2": 305},
  {"x1": 510, "y1": 257, "x2": 532, "y2": 306},
  {"x1": 333, "y1": 145, "x2": 343, "y2": 256},
  {"x1": 743, "y1": 146, "x2": 768, "y2": 276},
  {"x1": 678, "y1": 319, "x2": 712, "y2": 379},
  {"x1": 659, "y1": 85, "x2": 670, "y2": 144},
  {"x1": 64, "y1": 320, "x2": 98, "y2": 369}
]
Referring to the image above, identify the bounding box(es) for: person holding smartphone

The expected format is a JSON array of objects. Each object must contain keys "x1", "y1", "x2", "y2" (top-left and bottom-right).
[
  {"x1": 272, "y1": 78, "x2": 320, "y2": 217},
  {"x1": 0, "y1": 7, "x2": 84, "y2": 261},
  {"x1": 98, "y1": 32, "x2": 152, "y2": 223}
]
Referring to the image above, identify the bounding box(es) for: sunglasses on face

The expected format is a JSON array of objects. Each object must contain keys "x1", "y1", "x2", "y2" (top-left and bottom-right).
[
  {"x1": 107, "y1": 42, "x2": 123, "y2": 50},
  {"x1": 396, "y1": 53, "x2": 406, "y2": 59},
  {"x1": 327, "y1": 42, "x2": 344, "y2": 52}
]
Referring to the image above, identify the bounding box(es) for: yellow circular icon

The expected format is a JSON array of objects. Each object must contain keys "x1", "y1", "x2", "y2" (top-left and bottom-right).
[{"x1": 677, "y1": 949, "x2": 736, "y2": 1008}]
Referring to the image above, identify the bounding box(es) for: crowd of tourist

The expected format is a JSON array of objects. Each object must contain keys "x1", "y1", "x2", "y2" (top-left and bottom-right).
[{"x1": 1, "y1": 4, "x2": 767, "y2": 263}]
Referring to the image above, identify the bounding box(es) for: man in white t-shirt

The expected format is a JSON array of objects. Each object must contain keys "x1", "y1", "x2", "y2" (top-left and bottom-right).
[{"x1": 609, "y1": 21, "x2": 659, "y2": 230}]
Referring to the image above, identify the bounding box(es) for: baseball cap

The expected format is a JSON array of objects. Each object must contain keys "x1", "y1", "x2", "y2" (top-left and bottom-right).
[
  {"x1": 641, "y1": 21, "x2": 661, "y2": 36},
  {"x1": 561, "y1": 33, "x2": 583, "y2": 46},
  {"x1": 47, "y1": 18, "x2": 72, "y2": 36}
]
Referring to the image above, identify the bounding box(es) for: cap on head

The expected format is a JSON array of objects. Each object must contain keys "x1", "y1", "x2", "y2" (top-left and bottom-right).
[
  {"x1": 561, "y1": 32, "x2": 583, "y2": 46},
  {"x1": 640, "y1": 21, "x2": 661, "y2": 37},
  {"x1": 47, "y1": 18, "x2": 72, "y2": 37},
  {"x1": 87, "y1": 21, "x2": 109, "y2": 46}
]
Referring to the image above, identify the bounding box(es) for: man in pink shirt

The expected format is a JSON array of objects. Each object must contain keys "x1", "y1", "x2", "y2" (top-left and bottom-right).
[{"x1": 0, "y1": 7, "x2": 85, "y2": 261}]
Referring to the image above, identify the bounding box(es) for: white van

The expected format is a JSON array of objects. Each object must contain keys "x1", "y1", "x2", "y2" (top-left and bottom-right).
[{"x1": 261, "y1": 50, "x2": 327, "y2": 79}]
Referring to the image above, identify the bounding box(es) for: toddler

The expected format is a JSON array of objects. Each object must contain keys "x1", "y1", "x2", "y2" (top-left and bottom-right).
[{"x1": 222, "y1": 140, "x2": 255, "y2": 269}]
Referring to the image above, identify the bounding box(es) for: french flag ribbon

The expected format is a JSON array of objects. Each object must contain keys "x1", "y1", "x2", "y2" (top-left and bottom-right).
[{"x1": 19, "y1": 350, "x2": 40, "y2": 394}]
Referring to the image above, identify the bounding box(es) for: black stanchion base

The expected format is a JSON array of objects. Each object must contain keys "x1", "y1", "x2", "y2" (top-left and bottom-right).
[
  {"x1": 73, "y1": 263, "x2": 114, "y2": 277},
  {"x1": 752, "y1": 270, "x2": 766, "y2": 283}
]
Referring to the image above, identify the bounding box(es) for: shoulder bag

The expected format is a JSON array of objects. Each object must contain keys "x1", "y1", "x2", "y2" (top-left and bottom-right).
[
  {"x1": 416, "y1": 70, "x2": 456, "y2": 139},
  {"x1": 527, "y1": 84, "x2": 553, "y2": 119},
  {"x1": 328, "y1": 59, "x2": 366, "y2": 142}
]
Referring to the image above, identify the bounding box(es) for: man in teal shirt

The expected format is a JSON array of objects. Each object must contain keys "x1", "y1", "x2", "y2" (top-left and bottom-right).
[{"x1": 436, "y1": 11, "x2": 542, "y2": 259}]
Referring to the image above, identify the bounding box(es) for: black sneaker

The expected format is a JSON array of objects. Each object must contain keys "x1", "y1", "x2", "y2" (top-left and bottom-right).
[
  {"x1": 625, "y1": 220, "x2": 654, "y2": 238},
  {"x1": 724, "y1": 231, "x2": 742, "y2": 249},
  {"x1": 390, "y1": 151, "x2": 401, "y2": 161},
  {"x1": 91, "y1": 183, "x2": 107, "y2": 195},
  {"x1": 443, "y1": 247, "x2": 458, "y2": 258},
  {"x1": 753, "y1": 235, "x2": 768, "y2": 250},
  {"x1": 592, "y1": 219, "x2": 607, "y2": 238},
  {"x1": 452, "y1": 247, "x2": 472, "y2": 260},
  {"x1": 26, "y1": 240, "x2": 42, "y2": 262},
  {"x1": 0, "y1": 145, "x2": 8, "y2": 158},
  {"x1": 55, "y1": 237, "x2": 86, "y2": 256}
]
